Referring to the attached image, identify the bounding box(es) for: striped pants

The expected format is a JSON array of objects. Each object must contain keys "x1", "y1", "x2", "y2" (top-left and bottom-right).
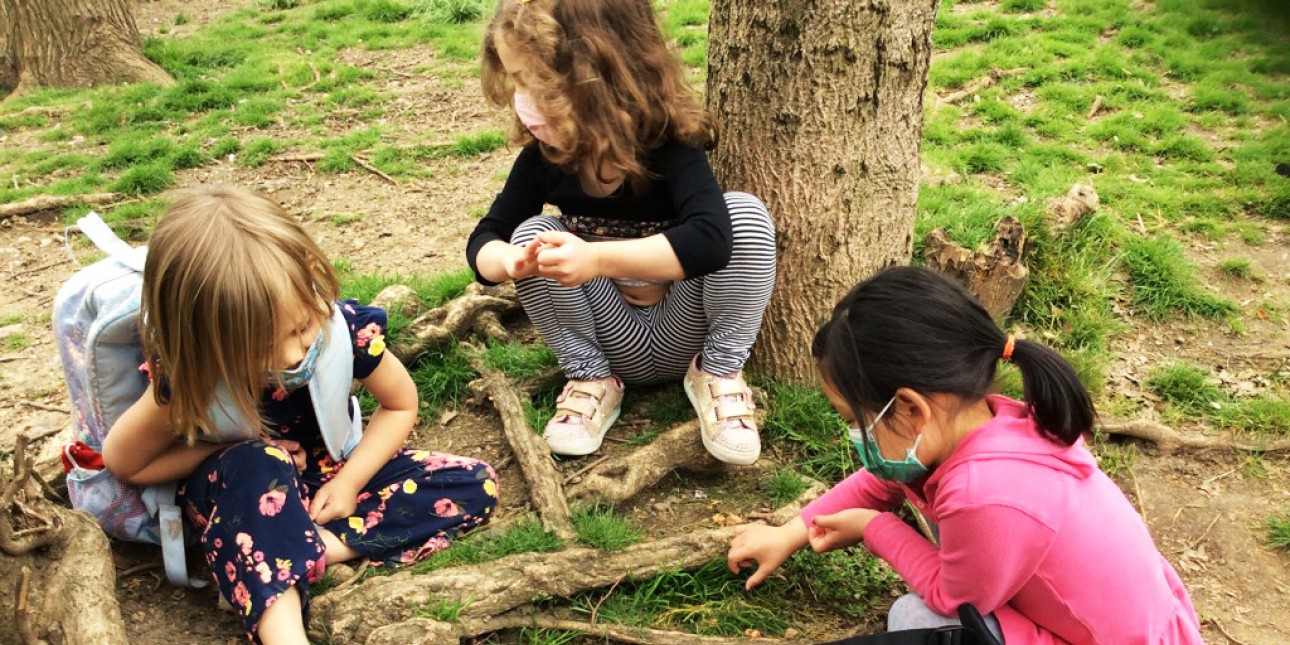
[{"x1": 511, "y1": 192, "x2": 776, "y2": 384}]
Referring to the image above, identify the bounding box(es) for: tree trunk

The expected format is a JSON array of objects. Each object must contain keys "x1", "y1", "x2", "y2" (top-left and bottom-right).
[
  {"x1": 707, "y1": 0, "x2": 939, "y2": 381},
  {"x1": 1, "y1": 0, "x2": 173, "y2": 97}
]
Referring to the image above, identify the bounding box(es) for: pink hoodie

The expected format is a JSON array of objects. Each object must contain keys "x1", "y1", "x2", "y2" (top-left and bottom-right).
[{"x1": 801, "y1": 395, "x2": 1203, "y2": 644}]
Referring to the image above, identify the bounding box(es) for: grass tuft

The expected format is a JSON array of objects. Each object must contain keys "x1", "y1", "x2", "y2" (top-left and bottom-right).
[
  {"x1": 571, "y1": 503, "x2": 643, "y2": 552},
  {"x1": 408, "y1": 518, "x2": 565, "y2": 574},
  {"x1": 1122, "y1": 236, "x2": 1238, "y2": 320},
  {"x1": 1269, "y1": 511, "x2": 1290, "y2": 551}
]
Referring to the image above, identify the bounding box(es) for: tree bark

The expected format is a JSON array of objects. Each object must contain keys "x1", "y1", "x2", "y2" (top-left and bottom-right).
[
  {"x1": 1, "y1": 0, "x2": 173, "y2": 96},
  {"x1": 923, "y1": 216, "x2": 1029, "y2": 323},
  {"x1": 707, "y1": 0, "x2": 939, "y2": 380}
]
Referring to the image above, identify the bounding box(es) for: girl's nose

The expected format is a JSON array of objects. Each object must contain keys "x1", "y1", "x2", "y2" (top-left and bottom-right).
[{"x1": 282, "y1": 340, "x2": 306, "y2": 369}]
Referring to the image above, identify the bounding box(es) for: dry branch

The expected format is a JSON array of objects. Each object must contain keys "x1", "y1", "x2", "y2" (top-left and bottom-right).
[
  {"x1": 269, "y1": 152, "x2": 325, "y2": 163},
  {"x1": 937, "y1": 68, "x2": 1027, "y2": 105},
  {"x1": 391, "y1": 283, "x2": 521, "y2": 359},
  {"x1": 0, "y1": 193, "x2": 119, "y2": 220},
  {"x1": 923, "y1": 216, "x2": 1028, "y2": 323},
  {"x1": 567, "y1": 419, "x2": 716, "y2": 504},
  {"x1": 1098, "y1": 419, "x2": 1290, "y2": 455},
  {"x1": 350, "y1": 155, "x2": 396, "y2": 185},
  {"x1": 469, "y1": 360, "x2": 574, "y2": 541}
]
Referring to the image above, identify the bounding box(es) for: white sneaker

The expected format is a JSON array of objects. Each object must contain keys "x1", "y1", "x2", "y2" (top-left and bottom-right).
[
  {"x1": 683, "y1": 357, "x2": 760, "y2": 465},
  {"x1": 543, "y1": 377, "x2": 624, "y2": 456}
]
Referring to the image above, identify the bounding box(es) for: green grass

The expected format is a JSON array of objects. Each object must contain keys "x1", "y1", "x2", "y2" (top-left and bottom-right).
[
  {"x1": 408, "y1": 518, "x2": 565, "y2": 574},
  {"x1": 415, "y1": 597, "x2": 472, "y2": 622},
  {"x1": 763, "y1": 469, "x2": 809, "y2": 507},
  {"x1": 760, "y1": 380, "x2": 853, "y2": 483},
  {"x1": 1122, "y1": 236, "x2": 1238, "y2": 320},
  {"x1": 1269, "y1": 511, "x2": 1290, "y2": 551},
  {"x1": 3, "y1": 333, "x2": 31, "y2": 351},
  {"x1": 1218, "y1": 258, "x2": 1258, "y2": 280},
  {"x1": 482, "y1": 341, "x2": 557, "y2": 382},
  {"x1": 1147, "y1": 363, "x2": 1290, "y2": 435},
  {"x1": 571, "y1": 504, "x2": 643, "y2": 552}
]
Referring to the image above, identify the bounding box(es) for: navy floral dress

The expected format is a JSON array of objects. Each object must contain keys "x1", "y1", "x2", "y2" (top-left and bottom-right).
[{"x1": 176, "y1": 301, "x2": 497, "y2": 641}]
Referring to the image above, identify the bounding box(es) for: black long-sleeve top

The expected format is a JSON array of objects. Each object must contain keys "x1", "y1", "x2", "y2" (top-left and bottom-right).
[{"x1": 465, "y1": 141, "x2": 732, "y2": 285}]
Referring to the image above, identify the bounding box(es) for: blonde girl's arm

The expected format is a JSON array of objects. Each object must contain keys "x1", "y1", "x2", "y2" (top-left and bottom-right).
[
  {"x1": 307, "y1": 350, "x2": 418, "y2": 525},
  {"x1": 101, "y1": 384, "x2": 226, "y2": 485}
]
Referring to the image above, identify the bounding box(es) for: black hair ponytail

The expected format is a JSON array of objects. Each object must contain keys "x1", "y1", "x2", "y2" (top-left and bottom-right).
[
  {"x1": 813, "y1": 266, "x2": 1094, "y2": 446},
  {"x1": 1006, "y1": 338, "x2": 1093, "y2": 445}
]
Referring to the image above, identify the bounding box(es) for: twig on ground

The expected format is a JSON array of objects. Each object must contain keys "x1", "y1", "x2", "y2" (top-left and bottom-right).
[
  {"x1": 1130, "y1": 469, "x2": 1148, "y2": 526},
  {"x1": 0, "y1": 355, "x2": 22, "y2": 363},
  {"x1": 1205, "y1": 617, "x2": 1250, "y2": 645},
  {"x1": 19, "y1": 401, "x2": 68, "y2": 414},
  {"x1": 349, "y1": 155, "x2": 397, "y2": 185},
  {"x1": 1186, "y1": 514, "x2": 1222, "y2": 552},
  {"x1": 589, "y1": 573, "x2": 625, "y2": 626},
  {"x1": 118, "y1": 562, "x2": 163, "y2": 579},
  {"x1": 16, "y1": 565, "x2": 38, "y2": 645},
  {"x1": 937, "y1": 68, "x2": 1027, "y2": 105},
  {"x1": 9, "y1": 257, "x2": 70, "y2": 278},
  {"x1": 1086, "y1": 94, "x2": 1103, "y2": 119},
  {"x1": 331, "y1": 558, "x2": 370, "y2": 592},
  {"x1": 23, "y1": 426, "x2": 63, "y2": 444},
  {"x1": 0, "y1": 193, "x2": 120, "y2": 220},
  {"x1": 563, "y1": 455, "x2": 612, "y2": 485},
  {"x1": 300, "y1": 61, "x2": 322, "y2": 91},
  {"x1": 269, "y1": 152, "x2": 326, "y2": 163}
]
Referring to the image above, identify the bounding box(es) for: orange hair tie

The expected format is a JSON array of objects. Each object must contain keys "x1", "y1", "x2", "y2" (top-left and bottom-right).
[{"x1": 1001, "y1": 334, "x2": 1017, "y2": 362}]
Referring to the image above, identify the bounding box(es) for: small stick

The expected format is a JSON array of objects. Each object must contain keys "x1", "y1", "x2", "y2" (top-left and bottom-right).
[
  {"x1": 350, "y1": 155, "x2": 397, "y2": 185},
  {"x1": 0, "y1": 355, "x2": 21, "y2": 363},
  {"x1": 9, "y1": 257, "x2": 70, "y2": 278},
  {"x1": 20, "y1": 401, "x2": 68, "y2": 414},
  {"x1": 1130, "y1": 470, "x2": 1148, "y2": 526},
  {"x1": 24, "y1": 426, "x2": 63, "y2": 443},
  {"x1": 1086, "y1": 94, "x2": 1104, "y2": 119},
  {"x1": 16, "y1": 565, "x2": 38, "y2": 644},
  {"x1": 1206, "y1": 617, "x2": 1250, "y2": 645},
  {"x1": 119, "y1": 562, "x2": 164, "y2": 578},
  {"x1": 300, "y1": 61, "x2": 322, "y2": 92},
  {"x1": 563, "y1": 455, "x2": 612, "y2": 485},
  {"x1": 269, "y1": 152, "x2": 326, "y2": 163},
  {"x1": 588, "y1": 573, "x2": 625, "y2": 626},
  {"x1": 1186, "y1": 513, "x2": 1222, "y2": 552},
  {"x1": 331, "y1": 557, "x2": 371, "y2": 592}
]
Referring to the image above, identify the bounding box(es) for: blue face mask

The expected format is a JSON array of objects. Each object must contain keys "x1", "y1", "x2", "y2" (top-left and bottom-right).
[
  {"x1": 273, "y1": 329, "x2": 323, "y2": 390},
  {"x1": 847, "y1": 396, "x2": 930, "y2": 484}
]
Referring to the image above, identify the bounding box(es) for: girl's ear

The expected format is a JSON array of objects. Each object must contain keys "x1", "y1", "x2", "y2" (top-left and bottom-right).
[{"x1": 892, "y1": 387, "x2": 933, "y2": 438}]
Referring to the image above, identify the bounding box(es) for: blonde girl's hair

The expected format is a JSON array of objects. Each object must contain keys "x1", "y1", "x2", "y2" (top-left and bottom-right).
[
  {"x1": 141, "y1": 185, "x2": 339, "y2": 443},
  {"x1": 481, "y1": 0, "x2": 717, "y2": 191}
]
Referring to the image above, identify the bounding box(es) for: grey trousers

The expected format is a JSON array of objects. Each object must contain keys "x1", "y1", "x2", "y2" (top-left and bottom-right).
[{"x1": 887, "y1": 594, "x2": 1004, "y2": 642}]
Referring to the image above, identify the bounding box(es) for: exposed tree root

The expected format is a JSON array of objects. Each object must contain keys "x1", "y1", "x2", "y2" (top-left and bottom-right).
[
  {"x1": 923, "y1": 216, "x2": 1028, "y2": 323},
  {"x1": 1098, "y1": 418, "x2": 1290, "y2": 455},
  {"x1": 312, "y1": 480, "x2": 824, "y2": 644},
  {"x1": 390, "y1": 283, "x2": 520, "y2": 359},
  {"x1": 0, "y1": 436, "x2": 127, "y2": 644},
  {"x1": 0, "y1": 193, "x2": 120, "y2": 220},
  {"x1": 567, "y1": 419, "x2": 716, "y2": 504},
  {"x1": 364, "y1": 611, "x2": 808, "y2": 645},
  {"x1": 468, "y1": 359, "x2": 575, "y2": 541}
]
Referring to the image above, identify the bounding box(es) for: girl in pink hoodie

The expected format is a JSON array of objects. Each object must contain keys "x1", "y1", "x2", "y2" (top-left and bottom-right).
[{"x1": 728, "y1": 266, "x2": 1203, "y2": 644}]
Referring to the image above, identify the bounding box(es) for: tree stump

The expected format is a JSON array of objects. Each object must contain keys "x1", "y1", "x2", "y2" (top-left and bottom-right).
[{"x1": 923, "y1": 216, "x2": 1029, "y2": 322}]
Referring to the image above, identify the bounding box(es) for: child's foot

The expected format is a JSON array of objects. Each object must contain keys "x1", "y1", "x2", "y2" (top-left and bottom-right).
[
  {"x1": 544, "y1": 376, "x2": 624, "y2": 456},
  {"x1": 684, "y1": 356, "x2": 760, "y2": 465}
]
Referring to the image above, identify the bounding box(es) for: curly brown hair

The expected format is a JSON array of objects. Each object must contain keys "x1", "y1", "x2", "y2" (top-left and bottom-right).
[{"x1": 481, "y1": 0, "x2": 716, "y2": 190}]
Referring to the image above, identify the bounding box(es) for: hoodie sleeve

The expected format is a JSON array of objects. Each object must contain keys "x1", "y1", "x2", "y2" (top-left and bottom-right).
[
  {"x1": 800, "y1": 468, "x2": 906, "y2": 528},
  {"x1": 864, "y1": 502, "x2": 1058, "y2": 616}
]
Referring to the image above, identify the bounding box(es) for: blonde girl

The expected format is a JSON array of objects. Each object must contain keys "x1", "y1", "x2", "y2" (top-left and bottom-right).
[
  {"x1": 466, "y1": 0, "x2": 777, "y2": 464},
  {"x1": 103, "y1": 186, "x2": 497, "y2": 644}
]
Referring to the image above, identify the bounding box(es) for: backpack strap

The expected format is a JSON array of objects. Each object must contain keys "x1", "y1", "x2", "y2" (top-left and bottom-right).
[
  {"x1": 151, "y1": 483, "x2": 209, "y2": 588},
  {"x1": 68, "y1": 212, "x2": 146, "y2": 273}
]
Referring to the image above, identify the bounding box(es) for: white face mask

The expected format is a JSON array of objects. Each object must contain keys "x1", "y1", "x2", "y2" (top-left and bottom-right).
[{"x1": 513, "y1": 90, "x2": 556, "y2": 146}]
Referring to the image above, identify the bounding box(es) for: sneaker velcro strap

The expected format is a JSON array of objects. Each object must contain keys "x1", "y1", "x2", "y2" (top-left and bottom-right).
[
  {"x1": 707, "y1": 379, "x2": 748, "y2": 398},
  {"x1": 567, "y1": 382, "x2": 607, "y2": 401},
  {"x1": 715, "y1": 401, "x2": 754, "y2": 421},
  {"x1": 557, "y1": 396, "x2": 600, "y2": 420}
]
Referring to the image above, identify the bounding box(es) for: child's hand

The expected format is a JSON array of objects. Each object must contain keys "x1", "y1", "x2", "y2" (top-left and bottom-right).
[
  {"x1": 503, "y1": 241, "x2": 542, "y2": 280},
  {"x1": 808, "y1": 508, "x2": 880, "y2": 553},
  {"x1": 309, "y1": 478, "x2": 360, "y2": 525},
  {"x1": 727, "y1": 523, "x2": 803, "y2": 590},
  {"x1": 534, "y1": 231, "x2": 601, "y2": 286}
]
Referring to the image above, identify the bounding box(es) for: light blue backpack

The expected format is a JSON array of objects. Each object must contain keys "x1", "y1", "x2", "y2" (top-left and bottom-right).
[{"x1": 54, "y1": 213, "x2": 364, "y2": 586}]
